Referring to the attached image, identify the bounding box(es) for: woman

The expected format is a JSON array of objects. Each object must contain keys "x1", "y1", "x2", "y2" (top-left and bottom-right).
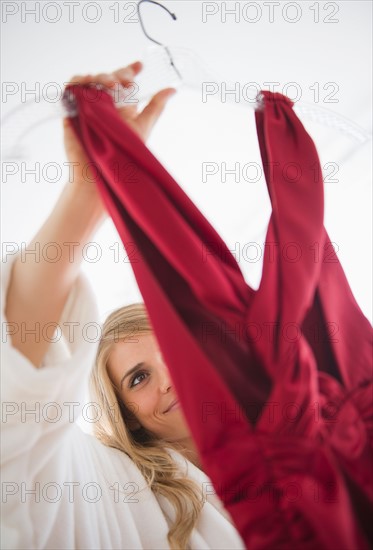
[
  {"x1": 2, "y1": 61, "x2": 245, "y2": 549},
  {"x1": 91, "y1": 303, "x2": 207, "y2": 545}
]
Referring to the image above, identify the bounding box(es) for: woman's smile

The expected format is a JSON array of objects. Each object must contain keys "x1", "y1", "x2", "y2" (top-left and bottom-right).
[{"x1": 163, "y1": 399, "x2": 180, "y2": 414}]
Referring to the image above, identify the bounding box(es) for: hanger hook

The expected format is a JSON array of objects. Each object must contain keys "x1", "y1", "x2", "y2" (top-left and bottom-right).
[{"x1": 137, "y1": 0, "x2": 182, "y2": 80}]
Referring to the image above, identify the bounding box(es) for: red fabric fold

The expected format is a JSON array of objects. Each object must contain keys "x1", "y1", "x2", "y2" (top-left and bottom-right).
[{"x1": 66, "y1": 84, "x2": 373, "y2": 549}]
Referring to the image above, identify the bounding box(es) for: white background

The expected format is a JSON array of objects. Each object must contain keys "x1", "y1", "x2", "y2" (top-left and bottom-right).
[{"x1": 1, "y1": 0, "x2": 372, "y2": 323}]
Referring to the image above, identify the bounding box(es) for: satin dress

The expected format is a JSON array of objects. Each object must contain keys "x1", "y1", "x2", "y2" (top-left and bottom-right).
[{"x1": 66, "y1": 85, "x2": 373, "y2": 549}]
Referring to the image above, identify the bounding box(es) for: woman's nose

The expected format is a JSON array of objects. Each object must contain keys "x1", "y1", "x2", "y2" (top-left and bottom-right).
[{"x1": 159, "y1": 366, "x2": 172, "y2": 393}]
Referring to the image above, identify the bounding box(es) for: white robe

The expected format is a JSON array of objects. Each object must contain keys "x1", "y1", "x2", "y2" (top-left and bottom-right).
[{"x1": 0, "y1": 252, "x2": 246, "y2": 550}]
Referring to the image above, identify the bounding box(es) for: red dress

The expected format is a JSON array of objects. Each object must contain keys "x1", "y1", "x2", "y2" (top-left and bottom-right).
[{"x1": 66, "y1": 85, "x2": 373, "y2": 549}]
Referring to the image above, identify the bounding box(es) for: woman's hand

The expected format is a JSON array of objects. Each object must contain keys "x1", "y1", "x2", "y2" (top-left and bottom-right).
[
  {"x1": 63, "y1": 60, "x2": 176, "y2": 193},
  {"x1": 5, "y1": 62, "x2": 176, "y2": 368}
]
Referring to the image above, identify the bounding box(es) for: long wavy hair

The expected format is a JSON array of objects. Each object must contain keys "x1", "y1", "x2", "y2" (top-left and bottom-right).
[{"x1": 89, "y1": 303, "x2": 203, "y2": 550}]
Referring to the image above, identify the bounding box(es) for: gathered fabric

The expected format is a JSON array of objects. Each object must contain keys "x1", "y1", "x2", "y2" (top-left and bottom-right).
[{"x1": 67, "y1": 84, "x2": 373, "y2": 549}]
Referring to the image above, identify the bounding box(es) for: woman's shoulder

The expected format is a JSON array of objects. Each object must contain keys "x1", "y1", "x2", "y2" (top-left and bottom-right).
[
  {"x1": 165, "y1": 446, "x2": 239, "y2": 527},
  {"x1": 77, "y1": 430, "x2": 151, "y2": 487}
]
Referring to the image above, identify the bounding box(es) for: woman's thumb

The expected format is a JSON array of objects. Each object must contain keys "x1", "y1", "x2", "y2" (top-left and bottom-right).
[
  {"x1": 137, "y1": 88, "x2": 177, "y2": 135},
  {"x1": 63, "y1": 117, "x2": 72, "y2": 130}
]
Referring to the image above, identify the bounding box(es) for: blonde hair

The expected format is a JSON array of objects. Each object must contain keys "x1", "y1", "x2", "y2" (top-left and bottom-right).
[{"x1": 90, "y1": 303, "x2": 203, "y2": 550}]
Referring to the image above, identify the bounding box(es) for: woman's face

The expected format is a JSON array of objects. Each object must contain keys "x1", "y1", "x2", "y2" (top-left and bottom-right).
[{"x1": 107, "y1": 332, "x2": 191, "y2": 443}]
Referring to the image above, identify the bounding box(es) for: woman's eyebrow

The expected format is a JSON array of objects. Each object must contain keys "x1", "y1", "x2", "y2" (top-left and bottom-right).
[{"x1": 120, "y1": 362, "x2": 145, "y2": 388}]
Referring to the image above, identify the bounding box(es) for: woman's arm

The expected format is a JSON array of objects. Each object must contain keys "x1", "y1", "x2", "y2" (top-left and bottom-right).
[
  {"x1": 5, "y1": 61, "x2": 177, "y2": 368},
  {"x1": 5, "y1": 182, "x2": 105, "y2": 368}
]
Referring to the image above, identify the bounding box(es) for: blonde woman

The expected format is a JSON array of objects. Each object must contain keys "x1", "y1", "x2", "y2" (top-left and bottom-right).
[{"x1": 2, "y1": 62, "x2": 245, "y2": 549}]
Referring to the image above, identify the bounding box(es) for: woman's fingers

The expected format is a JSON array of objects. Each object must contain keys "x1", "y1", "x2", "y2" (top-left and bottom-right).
[
  {"x1": 135, "y1": 88, "x2": 177, "y2": 140},
  {"x1": 113, "y1": 61, "x2": 143, "y2": 79},
  {"x1": 64, "y1": 62, "x2": 175, "y2": 143},
  {"x1": 66, "y1": 61, "x2": 143, "y2": 88}
]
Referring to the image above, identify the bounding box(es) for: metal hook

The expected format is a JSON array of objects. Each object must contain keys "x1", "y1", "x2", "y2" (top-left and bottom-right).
[{"x1": 137, "y1": 0, "x2": 182, "y2": 80}]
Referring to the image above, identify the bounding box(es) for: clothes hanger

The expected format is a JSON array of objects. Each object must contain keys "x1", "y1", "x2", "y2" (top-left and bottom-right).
[
  {"x1": 1, "y1": 0, "x2": 371, "y2": 161},
  {"x1": 137, "y1": 0, "x2": 182, "y2": 81},
  {"x1": 134, "y1": 0, "x2": 371, "y2": 146}
]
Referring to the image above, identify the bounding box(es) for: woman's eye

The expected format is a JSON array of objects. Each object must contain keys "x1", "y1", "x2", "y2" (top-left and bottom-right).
[{"x1": 130, "y1": 371, "x2": 148, "y2": 388}]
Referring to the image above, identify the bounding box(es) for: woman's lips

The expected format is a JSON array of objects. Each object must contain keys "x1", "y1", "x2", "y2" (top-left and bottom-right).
[{"x1": 164, "y1": 400, "x2": 180, "y2": 413}]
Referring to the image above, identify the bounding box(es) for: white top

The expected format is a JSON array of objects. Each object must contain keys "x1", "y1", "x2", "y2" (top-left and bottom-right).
[{"x1": 0, "y1": 252, "x2": 245, "y2": 550}]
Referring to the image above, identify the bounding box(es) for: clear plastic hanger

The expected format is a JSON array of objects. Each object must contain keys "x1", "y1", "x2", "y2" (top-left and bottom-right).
[
  {"x1": 134, "y1": 1, "x2": 371, "y2": 146},
  {"x1": 1, "y1": 0, "x2": 371, "y2": 161}
]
